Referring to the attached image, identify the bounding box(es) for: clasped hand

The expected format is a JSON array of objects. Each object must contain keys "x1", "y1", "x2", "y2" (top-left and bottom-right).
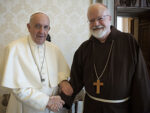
[
  {"x1": 46, "y1": 96, "x2": 64, "y2": 112},
  {"x1": 46, "y1": 81, "x2": 73, "y2": 112}
]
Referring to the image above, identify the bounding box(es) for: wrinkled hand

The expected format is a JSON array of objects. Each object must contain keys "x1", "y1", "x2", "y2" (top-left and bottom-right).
[
  {"x1": 59, "y1": 80, "x2": 73, "y2": 96},
  {"x1": 46, "y1": 96, "x2": 64, "y2": 112}
]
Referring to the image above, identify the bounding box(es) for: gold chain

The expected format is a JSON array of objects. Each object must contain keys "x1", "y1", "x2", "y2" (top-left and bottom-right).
[{"x1": 94, "y1": 40, "x2": 114, "y2": 80}]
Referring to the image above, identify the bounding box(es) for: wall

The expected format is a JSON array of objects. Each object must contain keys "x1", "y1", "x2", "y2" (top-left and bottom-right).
[{"x1": 0, "y1": 0, "x2": 91, "y2": 112}]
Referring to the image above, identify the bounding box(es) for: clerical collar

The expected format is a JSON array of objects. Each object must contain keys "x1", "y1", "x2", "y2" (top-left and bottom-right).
[{"x1": 28, "y1": 35, "x2": 44, "y2": 48}]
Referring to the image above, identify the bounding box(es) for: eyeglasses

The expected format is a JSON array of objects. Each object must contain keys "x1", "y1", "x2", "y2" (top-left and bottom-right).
[{"x1": 89, "y1": 15, "x2": 109, "y2": 24}]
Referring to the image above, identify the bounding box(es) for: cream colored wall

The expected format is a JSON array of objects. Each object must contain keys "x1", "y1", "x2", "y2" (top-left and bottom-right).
[{"x1": 0, "y1": 0, "x2": 91, "y2": 67}]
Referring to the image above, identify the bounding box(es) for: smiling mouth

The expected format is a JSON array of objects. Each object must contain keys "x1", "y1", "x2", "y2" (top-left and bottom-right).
[
  {"x1": 93, "y1": 26, "x2": 104, "y2": 30},
  {"x1": 93, "y1": 28, "x2": 100, "y2": 30},
  {"x1": 93, "y1": 28, "x2": 103, "y2": 31}
]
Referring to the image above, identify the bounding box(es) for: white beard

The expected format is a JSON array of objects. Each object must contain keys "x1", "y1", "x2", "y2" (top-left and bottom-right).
[{"x1": 90, "y1": 27, "x2": 107, "y2": 39}]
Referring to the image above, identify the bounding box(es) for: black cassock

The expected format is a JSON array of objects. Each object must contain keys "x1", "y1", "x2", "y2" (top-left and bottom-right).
[{"x1": 60, "y1": 26, "x2": 150, "y2": 113}]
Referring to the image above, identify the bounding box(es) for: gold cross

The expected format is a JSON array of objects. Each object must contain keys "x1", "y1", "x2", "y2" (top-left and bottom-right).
[{"x1": 93, "y1": 79, "x2": 103, "y2": 94}]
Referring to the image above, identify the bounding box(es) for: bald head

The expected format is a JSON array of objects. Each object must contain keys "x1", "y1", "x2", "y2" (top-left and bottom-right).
[
  {"x1": 87, "y1": 3, "x2": 110, "y2": 19},
  {"x1": 29, "y1": 12, "x2": 50, "y2": 25}
]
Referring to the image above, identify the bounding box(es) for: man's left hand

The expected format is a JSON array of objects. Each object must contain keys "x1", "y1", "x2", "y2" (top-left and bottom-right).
[{"x1": 59, "y1": 81, "x2": 73, "y2": 96}]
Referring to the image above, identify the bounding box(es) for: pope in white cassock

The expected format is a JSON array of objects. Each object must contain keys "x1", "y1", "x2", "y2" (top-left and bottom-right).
[{"x1": 0, "y1": 12, "x2": 72, "y2": 113}]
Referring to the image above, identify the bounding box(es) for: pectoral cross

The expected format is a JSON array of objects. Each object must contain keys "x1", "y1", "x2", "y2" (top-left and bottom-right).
[{"x1": 93, "y1": 79, "x2": 103, "y2": 94}]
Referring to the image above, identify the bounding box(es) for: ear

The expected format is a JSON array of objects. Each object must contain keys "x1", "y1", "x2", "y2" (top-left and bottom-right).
[
  {"x1": 48, "y1": 26, "x2": 50, "y2": 31},
  {"x1": 27, "y1": 23, "x2": 30, "y2": 32}
]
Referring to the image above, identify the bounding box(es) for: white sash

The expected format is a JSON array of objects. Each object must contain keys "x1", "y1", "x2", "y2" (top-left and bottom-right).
[{"x1": 86, "y1": 91, "x2": 130, "y2": 103}]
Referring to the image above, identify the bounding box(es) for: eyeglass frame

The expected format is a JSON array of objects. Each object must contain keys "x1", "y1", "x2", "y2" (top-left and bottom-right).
[{"x1": 88, "y1": 15, "x2": 110, "y2": 24}]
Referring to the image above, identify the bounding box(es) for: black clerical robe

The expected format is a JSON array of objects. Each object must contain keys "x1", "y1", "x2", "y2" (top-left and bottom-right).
[{"x1": 61, "y1": 26, "x2": 150, "y2": 113}]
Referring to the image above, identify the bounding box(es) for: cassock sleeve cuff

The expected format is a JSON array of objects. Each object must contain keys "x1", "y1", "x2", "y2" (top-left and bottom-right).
[
  {"x1": 60, "y1": 92, "x2": 74, "y2": 109},
  {"x1": 39, "y1": 95, "x2": 49, "y2": 111}
]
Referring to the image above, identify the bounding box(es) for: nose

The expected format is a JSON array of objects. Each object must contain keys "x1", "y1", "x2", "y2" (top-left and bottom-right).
[
  {"x1": 39, "y1": 27, "x2": 44, "y2": 33},
  {"x1": 93, "y1": 20, "x2": 100, "y2": 26}
]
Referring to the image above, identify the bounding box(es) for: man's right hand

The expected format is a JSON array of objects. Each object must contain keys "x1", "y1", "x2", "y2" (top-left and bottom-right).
[{"x1": 46, "y1": 96, "x2": 64, "y2": 112}]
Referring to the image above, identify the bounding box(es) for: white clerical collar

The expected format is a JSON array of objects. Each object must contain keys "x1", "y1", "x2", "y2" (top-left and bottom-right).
[{"x1": 28, "y1": 35, "x2": 44, "y2": 48}]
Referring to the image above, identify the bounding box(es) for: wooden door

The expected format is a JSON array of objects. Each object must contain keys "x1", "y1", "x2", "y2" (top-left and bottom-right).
[{"x1": 138, "y1": 13, "x2": 150, "y2": 76}]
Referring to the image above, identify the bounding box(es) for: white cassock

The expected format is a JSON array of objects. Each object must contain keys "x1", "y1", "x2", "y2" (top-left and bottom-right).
[{"x1": 0, "y1": 35, "x2": 70, "y2": 113}]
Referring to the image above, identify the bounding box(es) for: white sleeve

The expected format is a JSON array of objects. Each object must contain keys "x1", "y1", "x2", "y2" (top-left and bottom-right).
[{"x1": 12, "y1": 88, "x2": 49, "y2": 111}]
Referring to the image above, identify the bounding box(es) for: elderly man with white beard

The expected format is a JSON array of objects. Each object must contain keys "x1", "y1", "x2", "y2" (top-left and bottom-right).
[{"x1": 59, "y1": 3, "x2": 150, "y2": 113}]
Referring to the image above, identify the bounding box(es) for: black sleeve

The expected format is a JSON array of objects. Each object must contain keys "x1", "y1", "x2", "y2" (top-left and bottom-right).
[
  {"x1": 129, "y1": 36, "x2": 150, "y2": 112},
  {"x1": 60, "y1": 48, "x2": 84, "y2": 109}
]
